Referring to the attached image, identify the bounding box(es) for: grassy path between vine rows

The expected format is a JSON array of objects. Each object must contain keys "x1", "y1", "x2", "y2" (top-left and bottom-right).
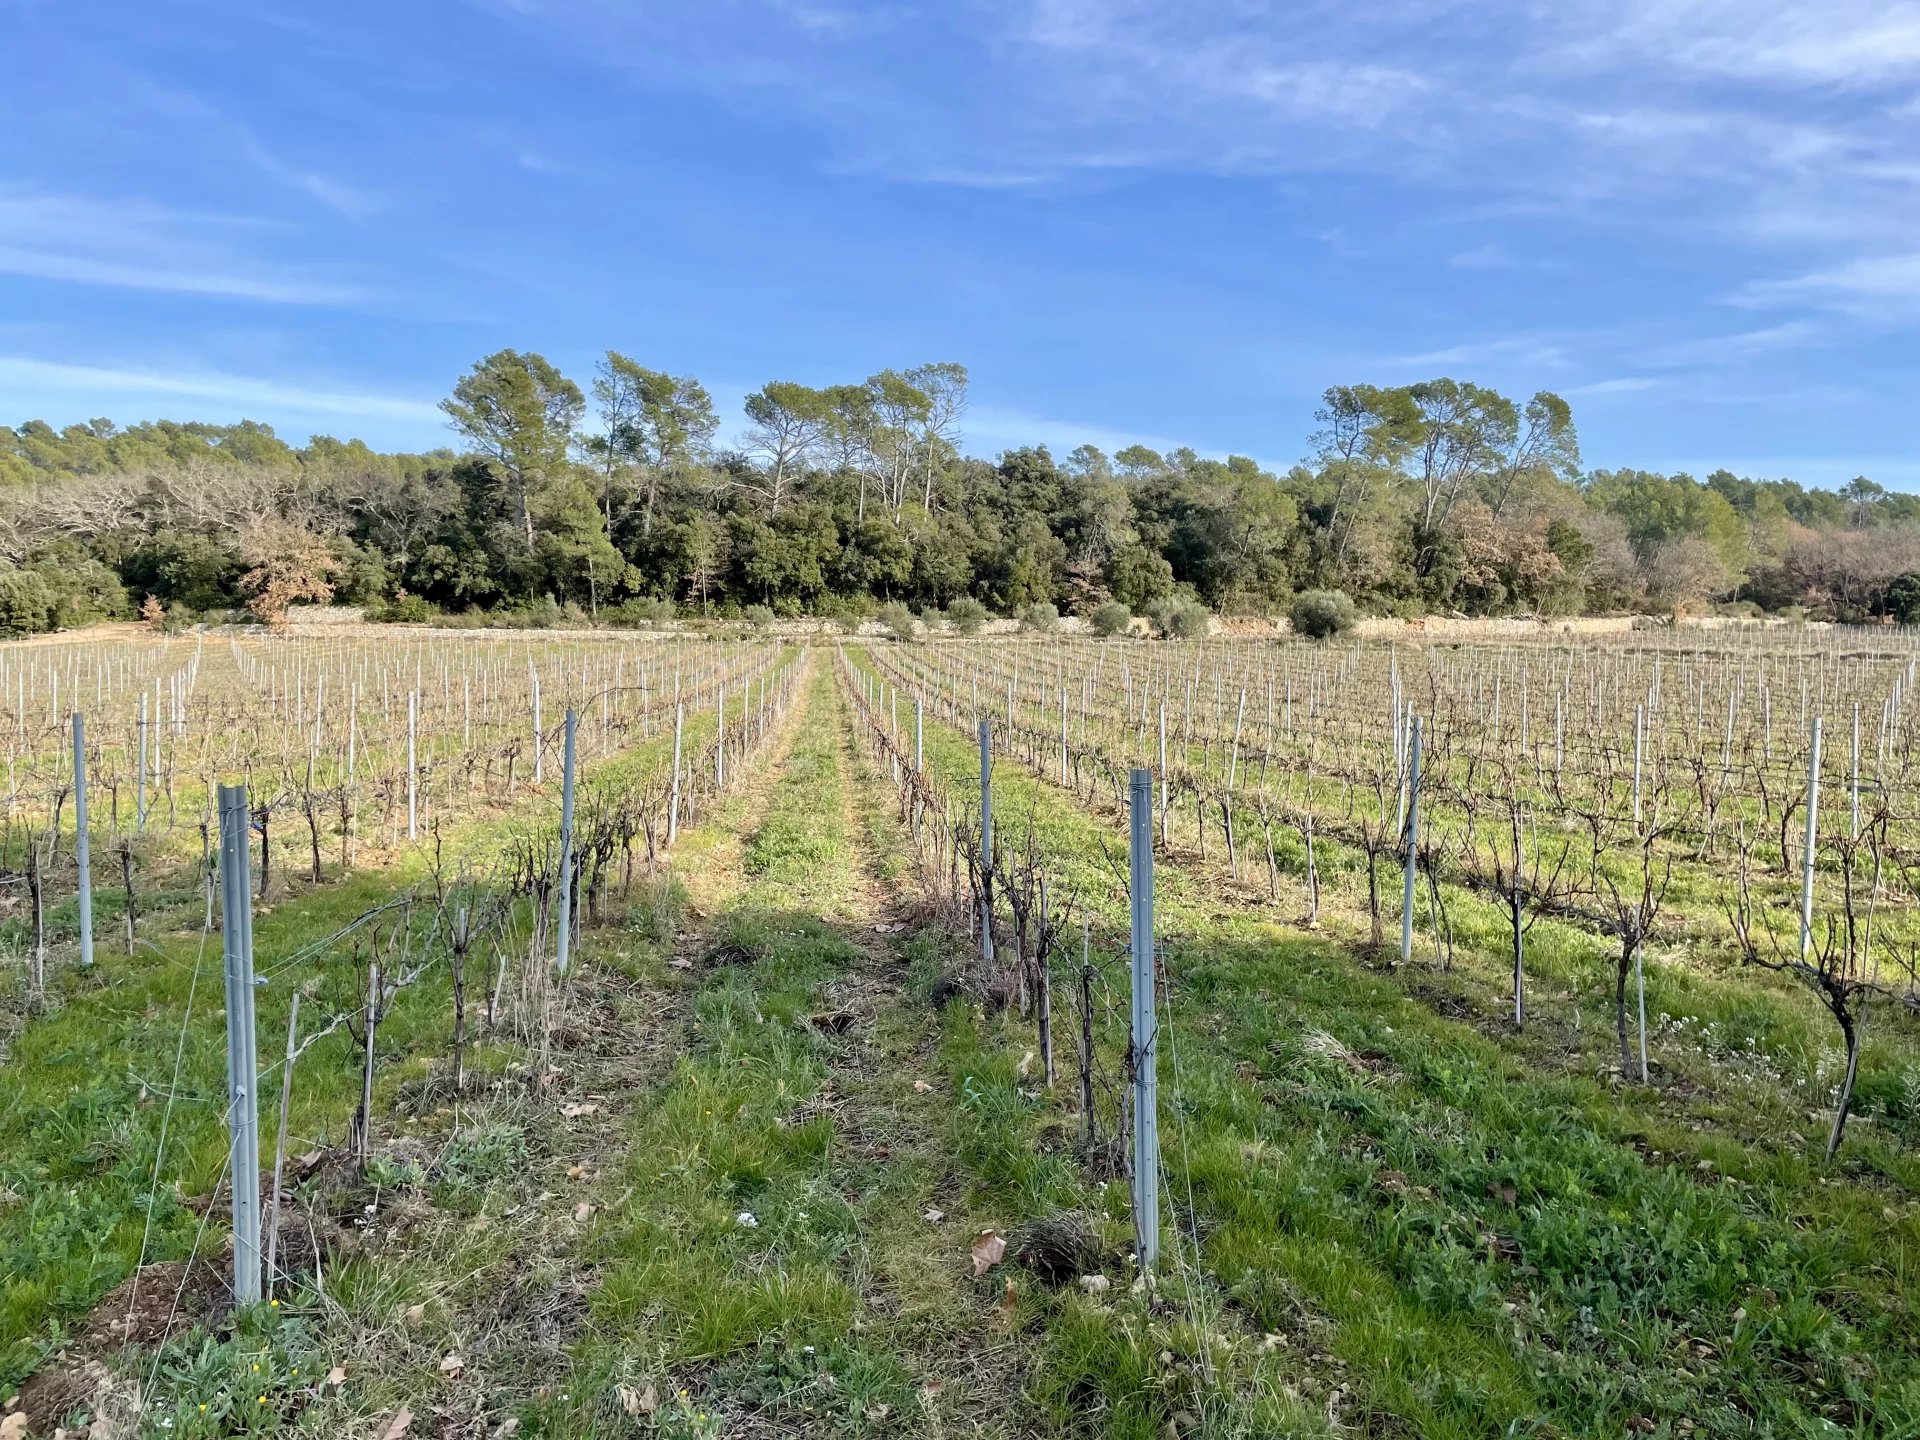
[
  {"x1": 530, "y1": 662, "x2": 1037, "y2": 1437},
  {"x1": 852, "y1": 645, "x2": 1920, "y2": 1439}
]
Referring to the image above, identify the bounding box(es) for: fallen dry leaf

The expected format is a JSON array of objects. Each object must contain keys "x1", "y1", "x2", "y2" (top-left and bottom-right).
[
  {"x1": 560, "y1": 1102, "x2": 598, "y2": 1119},
  {"x1": 325, "y1": 1365, "x2": 347, "y2": 1390},
  {"x1": 971, "y1": 1228, "x2": 1006, "y2": 1276},
  {"x1": 922, "y1": 1207, "x2": 945, "y2": 1223},
  {"x1": 403, "y1": 1303, "x2": 426, "y2": 1327},
  {"x1": 1016, "y1": 1049, "x2": 1035, "y2": 1078},
  {"x1": 381, "y1": 1409, "x2": 414, "y2": 1440},
  {"x1": 617, "y1": 1382, "x2": 657, "y2": 1416},
  {"x1": 439, "y1": 1353, "x2": 465, "y2": 1376},
  {"x1": 566, "y1": 1164, "x2": 586, "y2": 1181},
  {"x1": 1, "y1": 1413, "x2": 28, "y2": 1440},
  {"x1": 1079, "y1": 1273, "x2": 1111, "y2": 1295},
  {"x1": 913, "y1": 1079, "x2": 934, "y2": 1093},
  {"x1": 574, "y1": 1202, "x2": 595, "y2": 1222},
  {"x1": 998, "y1": 1276, "x2": 1018, "y2": 1322}
]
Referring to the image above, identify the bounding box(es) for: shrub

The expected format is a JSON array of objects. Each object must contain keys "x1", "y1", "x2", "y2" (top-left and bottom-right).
[
  {"x1": 946, "y1": 597, "x2": 988, "y2": 634},
  {"x1": 1090, "y1": 600, "x2": 1132, "y2": 637},
  {"x1": 1022, "y1": 601, "x2": 1060, "y2": 633},
  {"x1": 142, "y1": 593, "x2": 196, "y2": 634},
  {"x1": 604, "y1": 595, "x2": 678, "y2": 627},
  {"x1": 742, "y1": 603, "x2": 775, "y2": 630},
  {"x1": 876, "y1": 600, "x2": 919, "y2": 641},
  {"x1": 817, "y1": 593, "x2": 875, "y2": 626},
  {"x1": 0, "y1": 569, "x2": 58, "y2": 636},
  {"x1": 501, "y1": 594, "x2": 565, "y2": 630},
  {"x1": 37, "y1": 548, "x2": 128, "y2": 627},
  {"x1": 1890, "y1": 572, "x2": 1920, "y2": 626},
  {"x1": 1170, "y1": 600, "x2": 1211, "y2": 639},
  {"x1": 1147, "y1": 595, "x2": 1210, "y2": 639},
  {"x1": 1290, "y1": 589, "x2": 1357, "y2": 640},
  {"x1": 375, "y1": 592, "x2": 437, "y2": 624}
]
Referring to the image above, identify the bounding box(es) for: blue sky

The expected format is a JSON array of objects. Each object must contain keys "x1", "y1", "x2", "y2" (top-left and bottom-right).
[{"x1": 3, "y1": 0, "x2": 1918, "y2": 486}]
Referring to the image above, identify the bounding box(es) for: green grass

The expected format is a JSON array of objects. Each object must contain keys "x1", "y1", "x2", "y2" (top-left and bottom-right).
[
  {"x1": 861, "y1": 643, "x2": 1920, "y2": 1157},
  {"x1": 17, "y1": 644, "x2": 1920, "y2": 1437},
  {"x1": 537, "y1": 663, "x2": 1312, "y2": 1438},
  {"x1": 536, "y1": 666, "x2": 930, "y2": 1435},
  {"x1": 0, "y1": 710, "x2": 713, "y2": 1394},
  {"x1": 855, "y1": 644, "x2": 1920, "y2": 1438}
]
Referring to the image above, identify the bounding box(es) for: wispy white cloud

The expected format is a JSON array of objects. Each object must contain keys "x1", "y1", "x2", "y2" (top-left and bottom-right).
[
  {"x1": 1381, "y1": 337, "x2": 1572, "y2": 372},
  {"x1": 1449, "y1": 244, "x2": 1516, "y2": 270},
  {"x1": 1550, "y1": 1, "x2": 1920, "y2": 86},
  {"x1": 1645, "y1": 322, "x2": 1827, "y2": 365},
  {"x1": 474, "y1": 0, "x2": 1920, "y2": 268},
  {"x1": 0, "y1": 190, "x2": 372, "y2": 305},
  {"x1": 130, "y1": 79, "x2": 380, "y2": 220},
  {"x1": 765, "y1": 0, "x2": 876, "y2": 34},
  {"x1": 1733, "y1": 254, "x2": 1920, "y2": 315},
  {"x1": 434, "y1": 0, "x2": 1920, "y2": 396},
  {"x1": 1447, "y1": 244, "x2": 1566, "y2": 271},
  {"x1": 886, "y1": 166, "x2": 1055, "y2": 190},
  {"x1": 964, "y1": 403, "x2": 1194, "y2": 461},
  {"x1": 1564, "y1": 377, "x2": 1660, "y2": 396},
  {"x1": 0, "y1": 355, "x2": 441, "y2": 424},
  {"x1": 0, "y1": 247, "x2": 367, "y2": 305},
  {"x1": 1016, "y1": 2, "x2": 1436, "y2": 168},
  {"x1": 1367, "y1": 319, "x2": 1840, "y2": 402},
  {"x1": 998, "y1": 1, "x2": 1920, "y2": 345},
  {"x1": 1687, "y1": 381, "x2": 1865, "y2": 408}
]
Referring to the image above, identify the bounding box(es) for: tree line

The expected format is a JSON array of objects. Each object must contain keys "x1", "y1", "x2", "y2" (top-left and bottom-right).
[{"x1": 0, "y1": 351, "x2": 1915, "y2": 633}]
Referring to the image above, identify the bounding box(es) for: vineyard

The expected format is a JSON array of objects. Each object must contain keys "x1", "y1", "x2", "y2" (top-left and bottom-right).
[{"x1": 4, "y1": 626, "x2": 1920, "y2": 1438}]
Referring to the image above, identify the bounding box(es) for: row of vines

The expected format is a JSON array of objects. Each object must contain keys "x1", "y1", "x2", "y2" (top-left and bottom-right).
[{"x1": 856, "y1": 630, "x2": 1920, "y2": 1156}]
